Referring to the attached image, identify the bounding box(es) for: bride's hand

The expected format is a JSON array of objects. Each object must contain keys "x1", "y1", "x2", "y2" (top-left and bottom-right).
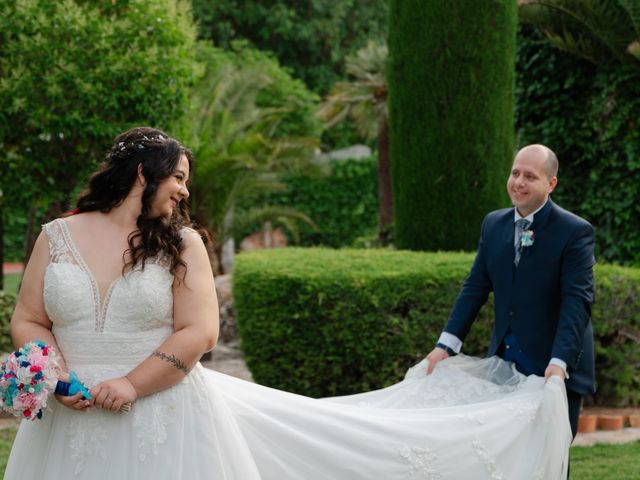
[
  {"x1": 55, "y1": 372, "x2": 92, "y2": 411},
  {"x1": 90, "y1": 376, "x2": 138, "y2": 412},
  {"x1": 55, "y1": 391, "x2": 92, "y2": 411}
]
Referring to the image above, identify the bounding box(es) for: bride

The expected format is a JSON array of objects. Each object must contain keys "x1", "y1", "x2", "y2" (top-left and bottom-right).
[{"x1": 5, "y1": 127, "x2": 571, "y2": 479}]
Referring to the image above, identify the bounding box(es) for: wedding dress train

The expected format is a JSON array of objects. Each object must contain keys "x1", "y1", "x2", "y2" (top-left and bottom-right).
[{"x1": 4, "y1": 219, "x2": 571, "y2": 479}]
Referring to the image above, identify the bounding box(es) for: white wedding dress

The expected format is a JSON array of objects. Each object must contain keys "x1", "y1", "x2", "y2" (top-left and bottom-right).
[{"x1": 5, "y1": 219, "x2": 572, "y2": 480}]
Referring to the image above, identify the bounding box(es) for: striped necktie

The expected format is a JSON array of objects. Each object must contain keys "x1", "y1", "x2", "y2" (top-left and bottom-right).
[{"x1": 514, "y1": 219, "x2": 531, "y2": 266}]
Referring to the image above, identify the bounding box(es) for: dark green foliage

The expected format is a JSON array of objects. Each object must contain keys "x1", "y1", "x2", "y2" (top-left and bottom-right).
[
  {"x1": 197, "y1": 42, "x2": 322, "y2": 139},
  {"x1": 3, "y1": 212, "x2": 28, "y2": 262},
  {"x1": 388, "y1": 0, "x2": 517, "y2": 251},
  {"x1": 238, "y1": 158, "x2": 379, "y2": 248},
  {"x1": 191, "y1": 0, "x2": 388, "y2": 93},
  {"x1": 516, "y1": 26, "x2": 640, "y2": 265},
  {"x1": 0, "y1": 0, "x2": 198, "y2": 237},
  {"x1": 235, "y1": 249, "x2": 639, "y2": 406},
  {"x1": 0, "y1": 291, "x2": 16, "y2": 353}
]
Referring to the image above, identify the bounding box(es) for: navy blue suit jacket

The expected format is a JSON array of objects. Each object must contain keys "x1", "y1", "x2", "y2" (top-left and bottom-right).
[{"x1": 444, "y1": 199, "x2": 596, "y2": 395}]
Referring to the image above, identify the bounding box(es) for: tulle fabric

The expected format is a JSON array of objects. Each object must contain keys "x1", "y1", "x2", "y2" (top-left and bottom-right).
[
  {"x1": 6, "y1": 355, "x2": 571, "y2": 480},
  {"x1": 5, "y1": 219, "x2": 572, "y2": 479}
]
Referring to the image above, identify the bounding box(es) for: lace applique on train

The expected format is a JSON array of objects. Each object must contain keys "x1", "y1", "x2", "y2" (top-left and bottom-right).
[
  {"x1": 397, "y1": 445, "x2": 442, "y2": 480},
  {"x1": 472, "y1": 439, "x2": 505, "y2": 480}
]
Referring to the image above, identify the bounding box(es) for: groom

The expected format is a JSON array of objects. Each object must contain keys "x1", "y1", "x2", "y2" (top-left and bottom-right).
[{"x1": 426, "y1": 144, "x2": 596, "y2": 439}]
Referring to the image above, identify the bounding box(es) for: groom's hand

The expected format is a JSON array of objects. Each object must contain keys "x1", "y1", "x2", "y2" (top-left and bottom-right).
[
  {"x1": 544, "y1": 364, "x2": 566, "y2": 380},
  {"x1": 426, "y1": 347, "x2": 449, "y2": 375}
]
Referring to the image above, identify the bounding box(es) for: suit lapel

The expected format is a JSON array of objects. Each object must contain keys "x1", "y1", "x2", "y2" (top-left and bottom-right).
[
  {"x1": 491, "y1": 210, "x2": 517, "y2": 286},
  {"x1": 529, "y1": 198, "x2": 554, "y2": 231}
]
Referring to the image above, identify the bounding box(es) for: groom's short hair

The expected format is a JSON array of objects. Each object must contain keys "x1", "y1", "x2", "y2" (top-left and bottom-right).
[{"x1": 543, "y1": 147, "x2": 559, "y2": 179}]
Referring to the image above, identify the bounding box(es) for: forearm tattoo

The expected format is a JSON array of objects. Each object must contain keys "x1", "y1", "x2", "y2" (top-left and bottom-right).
[{"x1": 151, "y1": 350, "x2": 190, "y2": 374}]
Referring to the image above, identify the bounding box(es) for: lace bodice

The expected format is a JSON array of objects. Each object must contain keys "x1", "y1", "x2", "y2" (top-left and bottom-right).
[{"x1": 42, "y1": 219, "x2": 174, "y2": 374}]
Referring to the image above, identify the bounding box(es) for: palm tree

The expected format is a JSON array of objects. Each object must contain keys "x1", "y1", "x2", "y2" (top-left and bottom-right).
[
  {"x1": 317, "y1": 41, "x2": 392, "y2": 245},
  {"x1": 518, "y1": 0, "x2": 640, "y2": 65},
  {"x1": 188, "y1": 57, "x2": 320, "y2": 272}
]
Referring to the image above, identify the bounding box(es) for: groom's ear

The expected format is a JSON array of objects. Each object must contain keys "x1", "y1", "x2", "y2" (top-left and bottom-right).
[{"x1": 548, "y1": 176, "x2": 558, "y2": 193}]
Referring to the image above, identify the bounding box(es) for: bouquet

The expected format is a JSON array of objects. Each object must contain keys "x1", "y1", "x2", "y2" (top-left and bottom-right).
[
  {"x1": 0, "y1": 340, "x2": 91, "y2": 420},
  {"x1": 0, "y1": 341, "x2": 60, "y2": 420}
]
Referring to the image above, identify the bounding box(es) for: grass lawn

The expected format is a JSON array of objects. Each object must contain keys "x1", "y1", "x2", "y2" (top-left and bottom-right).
[
  {"x1": 0, "y1": 429, "x2": 16, "y2": 475},
  {"x1": 1, "y1": 274, "x2": 21, "y2": 296},
  {"x1": 0, "y1": 426, "x2": 636, "y2": 478},
  {"x1": 571, "y1": 441, "x2": 640, "y2": 479}
]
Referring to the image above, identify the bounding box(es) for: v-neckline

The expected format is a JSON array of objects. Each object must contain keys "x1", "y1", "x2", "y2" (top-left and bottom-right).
[{"x1": 58, "y1": 219, "x2": 128, "y2": 332}]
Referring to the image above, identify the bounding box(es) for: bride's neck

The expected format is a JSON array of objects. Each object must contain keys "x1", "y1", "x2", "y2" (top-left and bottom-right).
[{"x1": 105, "y1": 194, "x2": 142, "y2": 231}]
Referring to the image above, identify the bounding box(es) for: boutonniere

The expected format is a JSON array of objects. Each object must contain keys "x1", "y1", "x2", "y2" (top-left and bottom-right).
[{"x1": 521, "y1": 230, "x2": 534, "y2": 248}]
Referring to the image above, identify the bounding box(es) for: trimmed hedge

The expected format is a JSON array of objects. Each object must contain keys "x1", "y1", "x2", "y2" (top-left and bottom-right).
[
  {"x1": 388, "y1": 0, "x2": 515, "y2": 251},
  {"x1": 235, "y1": 249, "x2": 640, "y2": 406}
]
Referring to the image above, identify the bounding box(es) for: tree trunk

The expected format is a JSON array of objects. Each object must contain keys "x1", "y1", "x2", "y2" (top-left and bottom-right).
[{"x1": 377, "y1": 114, "x2": 393, "y2": 245}]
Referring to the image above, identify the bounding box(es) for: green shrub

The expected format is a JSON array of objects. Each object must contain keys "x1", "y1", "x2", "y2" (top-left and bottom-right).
[
  {"x1": 591, "y1": 264, "x2": 640, "y2": 406},
  {"x1": 0, "y1": 291, "x2": 16, "y2": 353},
  {"x1": 234, "y1": 249, "x2": 639, "y2": 406},
  {"x1": 237, "y1": 157, "x2": 379, "y2": 248},
  {"x1": 234, "y1": 249, "x2": 494, "y2": 397}
]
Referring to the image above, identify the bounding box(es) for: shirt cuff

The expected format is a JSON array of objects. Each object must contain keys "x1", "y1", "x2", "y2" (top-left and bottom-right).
[
  {"x1": 437, "y1": 332, "x2": 462, "y2": 354},
  {"x1": 549, "y1": 358, "x2": 569, "y2": 379}
]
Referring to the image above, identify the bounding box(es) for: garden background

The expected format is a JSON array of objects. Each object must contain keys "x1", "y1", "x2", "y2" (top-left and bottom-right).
[{"x1": 0, "y1": 1, "x2": 639, "y2": 477}]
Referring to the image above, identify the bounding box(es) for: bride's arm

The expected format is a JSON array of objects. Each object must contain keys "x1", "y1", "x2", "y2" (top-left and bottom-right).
[
  {"x1": 90, "y1": 229, "x2": 219, "y2": 412},
  {"x1": 11, "y1": 231, "x2": 90, "y2": 411}
]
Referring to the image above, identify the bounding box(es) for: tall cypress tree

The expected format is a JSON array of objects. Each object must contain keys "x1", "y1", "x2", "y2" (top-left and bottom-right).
[{"x1": 388, "y1": 1, "x2": 516, "y2": 250}]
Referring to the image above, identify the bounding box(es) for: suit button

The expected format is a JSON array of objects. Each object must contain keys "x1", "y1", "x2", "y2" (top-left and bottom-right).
[
  {"x1": 509, "y1": 311, "x2": 514, "y2": 317},
  {"x1": 505, "y1": 345, "x2": 511, "y2": 350}
]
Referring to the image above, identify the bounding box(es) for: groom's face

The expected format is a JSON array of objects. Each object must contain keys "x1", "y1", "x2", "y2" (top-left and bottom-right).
[{"x1": 507, "y1": 148, "x2": 557, "y2": 217}]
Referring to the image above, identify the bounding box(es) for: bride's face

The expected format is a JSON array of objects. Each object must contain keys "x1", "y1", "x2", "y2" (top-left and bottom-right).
[{"x1": 150, "y1": 154, "x2": 190, "y2": 218}]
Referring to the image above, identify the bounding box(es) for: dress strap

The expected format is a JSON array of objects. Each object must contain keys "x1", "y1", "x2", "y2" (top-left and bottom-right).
[{"x1": 42, "y1": 219, "x2": 76, "y2": 265}]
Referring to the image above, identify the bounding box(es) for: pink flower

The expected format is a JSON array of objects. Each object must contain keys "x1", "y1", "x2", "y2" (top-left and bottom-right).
[
  {"x1": 14, "y1": 392, "x2": 40, "y2": 412},
  {"x1": 26, "y1": 350, "x2": 46, "y2": 366},
  {"x1": 6, "y1": 356, "x2": 19, "y2": 372}
]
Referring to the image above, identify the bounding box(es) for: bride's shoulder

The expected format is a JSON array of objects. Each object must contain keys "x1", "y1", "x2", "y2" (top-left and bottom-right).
[
  {"x1": 44, "y1": 211, "x2": 100, "y2": 233},
  {"x1": 178, "y1": 227, "x2": 209, "y2": 265},
  {"x1": 180, "y1": 227, "x2": 206, "y2": 250},
  {"x1": 61, "y1": 211, "x2": 100, "y2": 226}
]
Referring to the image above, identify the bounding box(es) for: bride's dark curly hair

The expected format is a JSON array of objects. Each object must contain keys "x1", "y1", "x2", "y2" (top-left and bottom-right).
[{"x1": 75, "y1": 127, "x2": 204, "y2": 278}]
